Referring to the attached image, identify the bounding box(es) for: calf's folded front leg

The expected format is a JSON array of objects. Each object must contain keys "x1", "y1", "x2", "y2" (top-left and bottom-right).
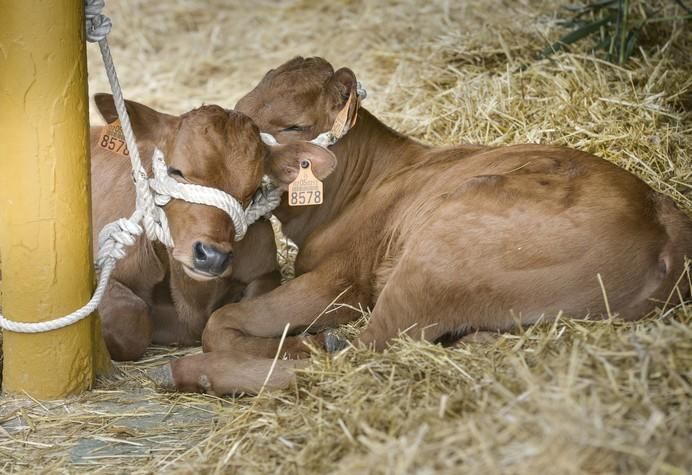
[
  {"x1": 150, "y1": 350, "x2": 308, "y2": 395},
  {"x1": 151, "y1": 266, "x2": 367, "y2": 393},
  {"x1": 99, "y1": 278, "x2": 153, "y2": 361},
  {"x1": 202, "y1": 267, "x2": 365, "y2": 358},
  {"x1": 241, "y1": 270, "x2": 283, "y2": 301}
]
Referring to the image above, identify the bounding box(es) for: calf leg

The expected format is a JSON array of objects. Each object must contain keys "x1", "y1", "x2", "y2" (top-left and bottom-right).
[
  {"x1": 99, "y1": 279, "x2": 153, "y2": 361},
  {"x1": 351, "y1": 225, "x2": 682, "y2": 351},
  {"x1": 150, "y1": 350, "x2": 307, "y2": 395},
  {"x1": 202, "y1": 265, "x2": 365, "y2": 357},
  {"x1": 349, "y1": 254, "x2": 463, "y2": 351},
  {"x1": 241, "y1": 270, "x2": 282, "y2": 300}
]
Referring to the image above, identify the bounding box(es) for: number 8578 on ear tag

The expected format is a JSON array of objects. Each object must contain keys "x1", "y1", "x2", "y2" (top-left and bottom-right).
[{"x1": 288, "y1": 160, "x2": 323, "y2": 206}]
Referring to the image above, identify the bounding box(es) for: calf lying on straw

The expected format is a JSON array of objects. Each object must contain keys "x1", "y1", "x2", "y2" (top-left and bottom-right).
[
  {"x1": 155, "y1": 57, "x2": 692, "y2": 396},
  {"x1": 91, "y1": 94, "x2": 334, "y2": 361}
]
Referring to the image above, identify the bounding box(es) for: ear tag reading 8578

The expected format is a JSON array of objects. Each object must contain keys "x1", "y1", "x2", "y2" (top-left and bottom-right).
[
  {"x1": 97, "y1": 120, "x2": 130, "y2": 157},
  {"x1": 288, "y1": 160, "x2": 323, "y2": 206}
]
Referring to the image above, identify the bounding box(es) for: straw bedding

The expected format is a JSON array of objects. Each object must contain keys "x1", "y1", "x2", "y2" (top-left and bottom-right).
[{"x1": 1, "y1": 0, "x2": 690, "y2": 473}]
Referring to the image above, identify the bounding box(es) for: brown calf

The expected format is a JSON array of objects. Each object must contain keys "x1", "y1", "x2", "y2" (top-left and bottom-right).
[
  {"x1": 162, "y1": 57, "x2": 692, "y2": 395},
  {"x1": 91, "y1": 93, "x2": 335, "y2": 361}
]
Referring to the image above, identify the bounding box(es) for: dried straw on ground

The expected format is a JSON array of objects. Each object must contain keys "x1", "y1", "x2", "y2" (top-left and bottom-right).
[{"x1": 1, "y1": 0, "x2": 691, "y2": 473}]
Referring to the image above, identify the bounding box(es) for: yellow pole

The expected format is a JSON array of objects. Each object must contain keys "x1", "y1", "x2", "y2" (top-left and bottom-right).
[{"x1": 0, "y1": 0, "x2": 111, "y2": 398}]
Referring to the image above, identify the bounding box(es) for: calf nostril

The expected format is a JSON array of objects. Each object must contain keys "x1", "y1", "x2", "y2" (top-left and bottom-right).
[
  {"x1": 194, "y1": 241, "x2": 208, "y2": 262},
  {"x1": 192, "y1": 242, "x2": 233, "y2": 275}
]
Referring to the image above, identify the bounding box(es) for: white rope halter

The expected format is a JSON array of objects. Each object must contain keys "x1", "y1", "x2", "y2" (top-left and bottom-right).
[
  {"x1": 94, "y1": 149, "x2": 282, "y2": 270},
  {"x1": 149, "y1": 148, "x2": 256, "y2": 243},
  {"x1": 260, "y1": 83, "x2": 367, "y2": 148},
  {"x1": 0, "y1": 0, "x2": 282, "y2": 334}
]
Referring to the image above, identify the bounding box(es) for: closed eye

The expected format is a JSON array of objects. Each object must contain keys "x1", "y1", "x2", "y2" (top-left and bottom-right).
[
  {"x1": 167, "y1": 167, "x2": 185, "y2": 179},
  {"x1": 282, "y1": 125, "x2": 310, "y2": 133}
]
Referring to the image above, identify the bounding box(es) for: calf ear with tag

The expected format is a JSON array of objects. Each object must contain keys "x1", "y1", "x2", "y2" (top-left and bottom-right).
[
  {"x1": 97, "y1": 120, "x2": 130, "y2": 157},
  {"x1": 330, "y1": 88, "x2": 360, "y2": 139},
  {"x1": 265, "y1": 141, "x2": 337, "y2": 192},
  {"x1": 327, "y1": 67, "x2": 361, "y2": 139},
  {"x1": 94, "y1": 93, "x2": 179, "y2": 148},
  {"x1": 288, "y1": 160, "x2": 323, "y2": 207}
]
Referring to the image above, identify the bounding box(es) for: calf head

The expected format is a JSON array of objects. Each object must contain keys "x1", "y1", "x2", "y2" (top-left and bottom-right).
[
  {"x1": 94, "y1": 94, "x2": 337, "y2": 281},
  {"x1": 235, "y1": 56, "x2": 360, "y2": 144}
]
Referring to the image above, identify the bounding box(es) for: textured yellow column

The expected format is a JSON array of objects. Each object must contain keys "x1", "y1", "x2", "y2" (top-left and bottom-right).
[{"x1": 0, "y1": 0, "x2": 111, "y2": 398}]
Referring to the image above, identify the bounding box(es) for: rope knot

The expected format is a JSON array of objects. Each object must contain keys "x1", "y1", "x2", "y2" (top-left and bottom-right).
[
  {"x1": 246, "y1": 178, "x2": 283, "y2": 225},
  {"x1": 85, "y1": 0, "x2": 112, "y2": 42},
  {"x1": 95, "y1": 216, "x2": 144, "y2": 268},
  {"x1": 311, "y1": 131, "x2": 338, "y2": 148}
]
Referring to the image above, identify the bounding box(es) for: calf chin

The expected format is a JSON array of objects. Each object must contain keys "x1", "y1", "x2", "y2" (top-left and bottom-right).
[{"x1": 181, "y1": 263, "x2": 232, "y2": 282}]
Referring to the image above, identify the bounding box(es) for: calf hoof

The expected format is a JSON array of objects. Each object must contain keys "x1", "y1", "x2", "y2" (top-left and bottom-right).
[
  {"x1": 324, "y1": 331, "x2": 349, "y2": 353},
  {"x1": 145, "y1": 363, "x2": 176, "y2": 391}
]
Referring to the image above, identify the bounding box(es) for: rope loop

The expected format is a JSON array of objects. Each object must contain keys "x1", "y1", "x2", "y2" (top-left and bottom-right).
[
  {"x1": 246, "y1": 177, "x2": 283, "y2": 225},
  {"x1": 148, "y1": 148, "x2": 249, "y2": 241},
  {"x1": 311, "y1": 131, "x2": 338, "y2": 148}
]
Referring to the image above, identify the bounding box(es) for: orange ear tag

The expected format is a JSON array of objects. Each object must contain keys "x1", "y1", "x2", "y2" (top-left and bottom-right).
[
  {"x1": 330, "y1": 90, "x2": 355, "y2": 138},
  {"x1": 288, "y1": 160, "x2": 324, "y2": 207},
  {"x1": 97, "y1": 120, "x2": 130, "y2": 157}
]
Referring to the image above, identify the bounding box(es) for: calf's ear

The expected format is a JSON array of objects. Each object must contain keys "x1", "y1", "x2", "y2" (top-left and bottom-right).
[
  {"x1": 326, "y1": 67, "x2": 357, "y2": 110},
  {"x1": 325, "y1": 68, "x2": 360, "y2": 133},
  {"x1": 93, "y1": 93, "x2": 178, "y2": 145},
  {"x1": 266, "y1": 142, "x2": 337, "y2": 189}
]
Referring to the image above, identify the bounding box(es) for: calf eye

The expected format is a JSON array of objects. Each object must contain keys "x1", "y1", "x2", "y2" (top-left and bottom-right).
[
  {"x1": 167, "y1": 167, "x2": 185, "y2": 179},
  {"x1": 282, "y1": 125, "x2": 309, "y2": 133}
]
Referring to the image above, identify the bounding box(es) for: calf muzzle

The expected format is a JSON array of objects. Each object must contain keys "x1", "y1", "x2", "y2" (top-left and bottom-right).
[{"x1": 192, "y1": 241, "x2": 233, "y2": 276}]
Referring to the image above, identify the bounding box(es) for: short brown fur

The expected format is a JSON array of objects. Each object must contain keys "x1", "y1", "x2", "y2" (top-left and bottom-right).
[
  {"x1": 166, "y1": 57, "x2": 692, "y2": 395},
  {"x1": 91, "y1": 94, "x2": 336, "y2": 361}
]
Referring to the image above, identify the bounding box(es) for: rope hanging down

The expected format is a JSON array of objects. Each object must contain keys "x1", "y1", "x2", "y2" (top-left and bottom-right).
[{"x1": 0, "y1": 0, "x2": 283, "y2": 334}]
